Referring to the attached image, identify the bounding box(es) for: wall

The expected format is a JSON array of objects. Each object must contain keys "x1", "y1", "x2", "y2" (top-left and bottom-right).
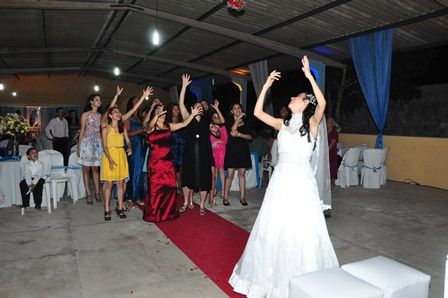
[
  {"x1": 0, "y1": 73, "x2": 170, "y2": 109},
  {"x1": 339, "y1": 133, "x2": 448, "y2": 190}
]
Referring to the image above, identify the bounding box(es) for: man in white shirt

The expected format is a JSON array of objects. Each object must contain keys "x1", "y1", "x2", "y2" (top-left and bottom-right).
[
  {"x1": 45, "y1": 107, "x2": 69, "y2": 165},
  {"x1": 19, "y1": 148, "x2": 45, "y2": 210}
]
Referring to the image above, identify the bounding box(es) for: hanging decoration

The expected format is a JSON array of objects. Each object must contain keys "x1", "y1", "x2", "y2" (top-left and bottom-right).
[{"x1": 227, "y1": 0, "x2": 246, "y2": 11}]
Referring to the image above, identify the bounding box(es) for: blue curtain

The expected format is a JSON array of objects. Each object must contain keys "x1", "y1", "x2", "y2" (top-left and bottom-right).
[
  {"x1": 347, "y1": 29, "x2": 394, "y2": 148},
  {"x1": 199, "y1": 76, "x2": 213, "y2": 103}
]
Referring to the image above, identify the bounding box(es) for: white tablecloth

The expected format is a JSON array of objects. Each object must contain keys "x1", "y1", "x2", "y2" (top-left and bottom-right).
[{"x1": 0, "y1": 160, "x2": 22, "y2": 208}]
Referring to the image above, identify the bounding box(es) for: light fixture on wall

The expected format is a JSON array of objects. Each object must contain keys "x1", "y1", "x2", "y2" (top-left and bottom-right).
[
  {"x1": 0, "y1": 83, "x2": 4, "y2": 91},
  {"x1": 152, "y1": 0, "x2": 160, "y2": 46},
  {"x1": 11, "y1": 91, "x2": 17, "y2": 97},
  {"x1": 93, "y1": 84, "x2": 100, "y2": 92}
]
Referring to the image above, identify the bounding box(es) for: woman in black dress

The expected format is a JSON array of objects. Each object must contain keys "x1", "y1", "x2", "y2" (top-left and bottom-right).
[
  {"x1": 178, "y1": 74, "x2": 225, "y2": 215},
  {"x1": 223, "y1": 103, "x2": 252, "y2": 206}
]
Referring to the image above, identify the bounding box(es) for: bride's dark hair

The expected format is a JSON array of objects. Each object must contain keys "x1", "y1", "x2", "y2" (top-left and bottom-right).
[{"x1": 283, "y1": 93, "x2": 317, "y2": 143}]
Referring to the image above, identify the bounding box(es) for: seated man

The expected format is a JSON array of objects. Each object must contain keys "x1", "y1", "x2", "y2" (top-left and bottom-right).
[{"x1": 20, "y1": 148, "x2": 45, "y2": 210}]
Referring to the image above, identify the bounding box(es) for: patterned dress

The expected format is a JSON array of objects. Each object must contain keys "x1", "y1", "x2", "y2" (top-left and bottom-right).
[{"x1": 78, "y1": 111, "x2": 103, "y2": 167}]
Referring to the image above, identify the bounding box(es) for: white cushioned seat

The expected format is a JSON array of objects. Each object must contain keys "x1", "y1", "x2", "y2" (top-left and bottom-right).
[
  {"x1": 289, "y1": 267, "x2": 384, "y2": 298},
  {"x1": 342, "y1": 256, "x2": 430, "y2": 298}
]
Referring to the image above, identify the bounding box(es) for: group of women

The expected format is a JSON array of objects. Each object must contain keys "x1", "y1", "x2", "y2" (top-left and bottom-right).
[
  {"x1": 72, "y1": 55, "x2": 339, "y2": 298},
  {"x1": 74, "y1": 74, "x2": 253, "y2": 222}
]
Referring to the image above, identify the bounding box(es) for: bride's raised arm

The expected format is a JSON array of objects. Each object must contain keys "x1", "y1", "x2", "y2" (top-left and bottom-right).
[
  {"x1": 302, "y1": 56, "x2": 326, "y2": 129},
  {"x1": 253, "y1": 70, "x2": 284, "y2": 130}
]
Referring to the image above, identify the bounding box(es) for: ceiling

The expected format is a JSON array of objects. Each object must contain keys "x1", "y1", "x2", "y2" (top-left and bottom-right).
[{"x1": 0, "y1": 0, "x2": 447, "y2": 88}]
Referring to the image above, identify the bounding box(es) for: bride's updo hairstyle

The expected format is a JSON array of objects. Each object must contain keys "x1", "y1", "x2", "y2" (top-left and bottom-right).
[{"x1": 283, "y1": 93, "x2": 317, "y2": 144}]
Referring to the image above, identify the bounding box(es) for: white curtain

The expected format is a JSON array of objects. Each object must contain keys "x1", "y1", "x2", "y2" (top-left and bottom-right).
[
  {"x1": 169, "y1": 85, "x2": 179, "y2": 103},
  {"x1": 310, "y1": 116, "x2": 332, "y2": 210},
  {"x1": 248, "y1": 60, "x2": 273, "y2": 115}
]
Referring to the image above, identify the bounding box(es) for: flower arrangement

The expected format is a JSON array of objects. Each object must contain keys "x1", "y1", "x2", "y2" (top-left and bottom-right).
[
  {"x1": 0, "y1": 113, "x2": 30, "y2": 137},
  {"x1": 227, "y1": 0, "x2": 245, "y2": 11}
]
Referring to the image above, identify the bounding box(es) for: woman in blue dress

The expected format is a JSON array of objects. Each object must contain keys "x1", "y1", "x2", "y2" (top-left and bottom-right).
[
  {"x1": 166, "y1": 103, "x2": 186, "y2": 192},
  {"x1": 124, "y1": 97, "x2": 147, "y2": 208}
]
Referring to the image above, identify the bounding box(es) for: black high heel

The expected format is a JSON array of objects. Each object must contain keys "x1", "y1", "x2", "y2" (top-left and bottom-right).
[
  {"x1": 104, "y1": 210, "x2": 112, "y2": 221},
  {"x1": 115, "y1": 207, "x2": 127, "y2": 219}
]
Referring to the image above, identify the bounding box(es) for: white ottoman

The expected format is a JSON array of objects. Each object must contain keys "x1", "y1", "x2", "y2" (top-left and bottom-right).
[
  {"x1": 342, "y1": 256, "x2": 431, "y2": 298},
  {"x1": 289, "y1": 267, "x2": 384, "y2": 298}
]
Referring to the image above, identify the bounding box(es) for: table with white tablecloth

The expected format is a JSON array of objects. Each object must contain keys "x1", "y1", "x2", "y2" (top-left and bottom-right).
[{"x1": 0, "y1": 159, "x2": 22, "y2": 207}]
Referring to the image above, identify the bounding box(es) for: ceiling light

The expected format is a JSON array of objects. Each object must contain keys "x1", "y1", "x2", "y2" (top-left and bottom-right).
[
  {"x1": 145, "y1": 96, "x2": 149, "y2": 101},
  {"x1": 12, "y1": 91, "x2": 17, "y2": 97},
  {"x1": 113, "y1": 67, "x2": 120, "y2": 76},
  {"x1": 152, "y1": 30, "x2": 160, "y2": 46},
  {"x1": 93, "y1": 84, "x2": 100, "y2": 92},
  {"x1": 0, "y1": 83, "x2": 4, "y2": 91}
]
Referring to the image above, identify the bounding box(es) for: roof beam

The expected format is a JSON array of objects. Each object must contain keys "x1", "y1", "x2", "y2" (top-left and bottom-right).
[
  {"x1": 0, "y1": 47, "x2": 248, "y2": 79},
  {"x1": 81, "y1": 0, "x2": 137, "y2": 76},
  {"x1": 106, "y1": 48, "x2": 249, "y2": 80},
  {"x1": 0, "y1": 66, "x2": 178, "y2": 84},
  {"x1": 303, "y1": 8, "x2": 448, "y2": 50},
  {"x1": 0, "y1": 0, "x2": 344, "y2": 68},
  {"x1": 0, "y1": 47, "x2": 97, "y2": 55},
  {"x1": 0, "y1": 66, "x2": 82, "y2": 74},
  {"x1": 125, "y1": 1, "x2": 227, "y2": 72},
  {"x1": 0, "y1": 56, "x2": 20, "y2": 80}
]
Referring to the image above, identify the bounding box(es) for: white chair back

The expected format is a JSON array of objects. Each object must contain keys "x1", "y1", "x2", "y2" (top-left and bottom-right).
[
  {"x1": 41, "y1": 149, "x2": 66, "y2": 198},
  {"x1": 342, "y1": 148, "x2": 361, "y2": 169},
  {"x1": 361, "y1": 149, "x2": 386, "y2": 189},
  {"x1": 363, "y1": 149, "x2": 384, "y2": 171},
  {"x1": 18, "y1": 145, "x2": 32, "y2": 157},
  {"x1": 0, "y1": 139, "x2": 8, "y2": 147},
  {"x1": 336, "y1": 147, "x2": 361, "y2": 188},
  {"x1": 270, "y1": 139, "x2": 279, "y2": 167},
  {"x1": 36, "y1": 151, "x2": 52, "y2": 180},
  {"x1": 67, "y1": 152, "x2": 86, "y2": 200},
  {"x1": 380, "y1": 147, "x2": 390, "y2": 185}
]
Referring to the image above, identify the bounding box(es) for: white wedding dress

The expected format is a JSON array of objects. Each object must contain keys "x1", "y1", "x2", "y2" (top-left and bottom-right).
[{"x1": 229, "y1": 113, "x2": 339, "y2": 298}]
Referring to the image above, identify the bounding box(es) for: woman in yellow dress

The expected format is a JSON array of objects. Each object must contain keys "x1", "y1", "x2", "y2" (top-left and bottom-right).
[{"x1": 101, "y1": 107, "x2": 132, "y2": 221}]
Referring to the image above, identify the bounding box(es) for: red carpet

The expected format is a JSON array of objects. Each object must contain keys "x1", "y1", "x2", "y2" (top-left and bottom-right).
[{"x1": 152, "y1": 198, "x2": 249, "y2": 297}]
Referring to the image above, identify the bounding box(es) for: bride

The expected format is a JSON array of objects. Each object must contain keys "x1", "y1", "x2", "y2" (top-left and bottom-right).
[{"x1": 229, "y1": 56, "x2": 339, "y2": 297}]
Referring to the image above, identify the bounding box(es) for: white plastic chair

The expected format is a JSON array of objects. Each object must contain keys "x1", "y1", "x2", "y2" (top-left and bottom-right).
[
  {"x1": 0, "y1": 139, "x2": 9, "y2": 147},
  {"x1": 380, "y1": 147, "x2": 390, "y2": 185},
  {"x1": 41, "y1": 149, "x2": 70, "y2": 209},
  {"x1": 361, "y1": 149, "x2": 386, "y2": 189},
  {"x1": 20, "y1": 154, "x2": 52, "y2": 214},
  {"x1": 67, "y1": 152, "x2": 86, "y2": 203},
  {"x1": 336, "y1": 147, "x2": 361, "y2": 188},
  {"x1": 270, "y1": 139, "x2": 279, "y2": 168},
  {"x1": 18, "y1": 145, "x2": 32, "y2": 157},
  {"x1": 258, "y1": 154, "x2": 272, "y2": 188}
]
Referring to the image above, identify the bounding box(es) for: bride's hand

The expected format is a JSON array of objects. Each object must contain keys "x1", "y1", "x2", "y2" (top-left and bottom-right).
[
  {"x1": 301, "y1": 56, "x2": 313, "y2": 80},
  {"x1": 264, "y1": 70, "x2": 281, "y2": 88}
]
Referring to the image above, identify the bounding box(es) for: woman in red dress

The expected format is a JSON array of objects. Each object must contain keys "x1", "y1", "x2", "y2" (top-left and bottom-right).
[{"x1": 143, "y1": 104, "x2": 202, "y2": 222}]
